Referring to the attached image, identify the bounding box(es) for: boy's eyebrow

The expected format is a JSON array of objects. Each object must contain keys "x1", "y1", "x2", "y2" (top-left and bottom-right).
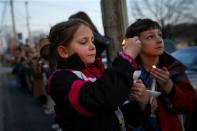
[{"x1": 144, "y1": 29, "x2": 161, "y2": 34}]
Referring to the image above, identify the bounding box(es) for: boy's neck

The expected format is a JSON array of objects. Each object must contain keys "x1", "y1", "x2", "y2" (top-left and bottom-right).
[{"x1": 140, "y1": 54, "x2": 159, "y2": 72}]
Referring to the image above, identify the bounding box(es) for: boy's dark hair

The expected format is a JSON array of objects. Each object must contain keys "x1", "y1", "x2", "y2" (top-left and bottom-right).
[
  {"x1": 48, "y1": 19, "x2": 91, "y2": 71},
  {"x1": 125, "y1": 19, "x2": 161, "y2": 38}
]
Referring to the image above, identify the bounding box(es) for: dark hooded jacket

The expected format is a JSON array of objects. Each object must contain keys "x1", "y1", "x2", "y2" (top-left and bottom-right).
[
  {"x1": 135, "y1": 52, "x2": 195, "y2": 131},
  {"x1": 48, "y1": 53, "x2": 147, "y2": 131}
]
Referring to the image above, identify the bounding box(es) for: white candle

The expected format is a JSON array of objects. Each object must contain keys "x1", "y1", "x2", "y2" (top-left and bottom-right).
[
  {"x1": 151, "y1": 79, "x2": 156, "y2": 91},
  {"x1": 151, "y1": 65, "x2": 156, "y2": 91},
  {"x1": 133, "y1": 70, "x2": 141, "y2": 80}
]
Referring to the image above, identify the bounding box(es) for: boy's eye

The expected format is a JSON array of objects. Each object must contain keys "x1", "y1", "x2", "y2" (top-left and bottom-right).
[
  {"x1": 146, "y1": 33, "x2": 162, "y2": 40},
  {"x1": 147, "y1": 35, "x2": 154, "y2": 40},
  {"x1": 158, "y1": 33, "x2": 162, "y2": 37}
]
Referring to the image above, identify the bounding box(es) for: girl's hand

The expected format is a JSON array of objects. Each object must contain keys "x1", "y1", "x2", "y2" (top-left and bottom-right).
[
  {"x1": 150, "y1": 67, "x2": 173, "y2": 94},
  {"x1": 122, "y1": 37, "x2": 141, "y2": 59},
  {"x1": 131, "y1": 80, "x2": 149, "y2": 109}
]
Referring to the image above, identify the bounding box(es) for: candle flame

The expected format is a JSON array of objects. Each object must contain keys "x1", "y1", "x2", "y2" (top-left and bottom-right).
[
  {"x1": 152, "y1": 65, "x2": 156, "y2": 68},
  {"x1": 122, "y1": 39, "x2": 126, "y2": 46}
]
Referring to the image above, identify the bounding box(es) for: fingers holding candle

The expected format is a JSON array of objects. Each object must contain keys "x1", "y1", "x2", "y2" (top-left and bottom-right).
[
  {"x1": 150, "y1": 66, "x2": 173, "y2": 94},
  {"x1": 151, "y1": 66, "x2": 170, "y2": 84}
]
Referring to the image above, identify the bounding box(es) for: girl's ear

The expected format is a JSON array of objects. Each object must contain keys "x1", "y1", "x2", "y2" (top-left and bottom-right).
[{"x1": 57, "y1": 45, "x2": 69, "y2": 59}]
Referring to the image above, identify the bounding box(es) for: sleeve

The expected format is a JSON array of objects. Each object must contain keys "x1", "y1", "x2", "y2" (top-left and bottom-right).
[
  {"x1": 163, "y1": 71, "x2": 195, "y2": 112},
  {"x1": 121, "y1": 101, "x2": 151, "y2": 127},
  {"x1": 50, "y1": 55, "x2": 136, "y2": 117}
]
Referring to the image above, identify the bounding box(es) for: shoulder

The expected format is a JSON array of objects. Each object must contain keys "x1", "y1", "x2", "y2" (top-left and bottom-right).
[
  {"x1": 49, "y1": 69, "x2": 79, "y2": 85},
  {"x1": 48, "y1": 69, "x2": 83, "y2": 93},
  {"x1": 160, "y1": 52, "x2": 186, "y2": 72}
]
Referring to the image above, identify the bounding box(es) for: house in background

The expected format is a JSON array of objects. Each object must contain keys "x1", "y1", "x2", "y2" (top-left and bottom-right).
[{"x1": 166, "y1": 23, "x2": 197, "y2": 49}]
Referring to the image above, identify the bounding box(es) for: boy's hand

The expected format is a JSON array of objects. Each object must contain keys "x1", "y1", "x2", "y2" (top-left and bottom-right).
[{"x1": 150, "y1": 67, "x2": 173, "y2": 94}]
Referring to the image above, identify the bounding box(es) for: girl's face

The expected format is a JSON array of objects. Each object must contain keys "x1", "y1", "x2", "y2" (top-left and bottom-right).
[
  {"x1": 139, "y1": 28, "x2": 164, "y2": 57},
  {"x1": 66, "y1": 24, "x2": 96, "y2": 65}
]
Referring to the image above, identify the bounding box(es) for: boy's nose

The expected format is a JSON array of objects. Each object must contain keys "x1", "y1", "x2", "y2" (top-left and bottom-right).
[{"x1": 156, "y1": 36, "x2": 163, "y2": 44}]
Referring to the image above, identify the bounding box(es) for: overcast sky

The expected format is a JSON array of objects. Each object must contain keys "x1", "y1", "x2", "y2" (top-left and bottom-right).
[{"x1": 0, "y1": 0, "x2": 133, "y2": 39}]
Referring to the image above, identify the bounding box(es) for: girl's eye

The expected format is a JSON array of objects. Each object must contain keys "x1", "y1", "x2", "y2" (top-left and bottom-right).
[
  {"x1": 92, "y1": 39, "x2": 94, "y2": 43},
  {"x1": 79, "y1": 41, "x2": 87, "y2": 45},
  {"x1": 92, "y1": 37, "x2": 94, "y2": 42}
]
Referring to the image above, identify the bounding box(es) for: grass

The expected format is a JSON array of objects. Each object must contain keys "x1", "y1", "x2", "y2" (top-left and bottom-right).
[
  {"x1": 4, "y1": 72, "x2": 16, "y2": 80},
  {"x1": 1, "y1": 63, "x2": 14, "y2": 67}
]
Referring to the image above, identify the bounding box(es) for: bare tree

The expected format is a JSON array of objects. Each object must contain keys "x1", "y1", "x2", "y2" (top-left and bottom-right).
[{"x1": 129, "y1": 0, "x2": 197, "y2": 37}]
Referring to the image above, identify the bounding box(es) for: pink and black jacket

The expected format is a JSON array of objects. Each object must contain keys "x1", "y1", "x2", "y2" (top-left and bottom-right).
[{"x1": 48, "y1": 54, "x2": 147, "y2": 131}]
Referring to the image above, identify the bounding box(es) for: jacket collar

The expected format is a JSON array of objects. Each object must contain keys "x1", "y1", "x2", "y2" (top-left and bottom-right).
[
  {"x1": 56, "y1": 53, "x2": 104, "y2": 73},
  {"x1": 136, "y1": 52, "x2": 186, "y2": 75},
  {"x1": 57, "y1": 54, "x2": 86, "y2": 70},
  {"x1": 160, "y1": 52, "x2": 186, "y2": 76}
]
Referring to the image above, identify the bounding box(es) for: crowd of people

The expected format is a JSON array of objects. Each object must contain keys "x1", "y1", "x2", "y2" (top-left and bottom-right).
[
  {"x1": 11, "y1": 38, "x2": 62, "y2": 130},
  {"x1": 10, "y1": 11, "x2": 197, "y2": 131}
]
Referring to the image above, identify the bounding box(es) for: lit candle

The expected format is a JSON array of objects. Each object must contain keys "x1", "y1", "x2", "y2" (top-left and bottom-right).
[
  {"x1": 122, "y1": 39, "x2": 126, "y2": 46},
  {"x1": 151, "y1": 65, "x2": 156, "y2": 91},
  {"x1": 122, "y1": 39, "x2": 126, "y2": 50},
  {"x1": 152, "y1": 65, "x2": 156, "y2": 69},
  {"x1": 151, "y1": 79, "x2": 156, "y2": 91}
]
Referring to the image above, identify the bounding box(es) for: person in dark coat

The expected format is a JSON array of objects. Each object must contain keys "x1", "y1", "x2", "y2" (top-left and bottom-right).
[
  {"x1": 125, "y1": 18, "x2": 195, "y2": 131},
  {"x1": 47, "y1": 19, "x2": 150, "y2": 131}
]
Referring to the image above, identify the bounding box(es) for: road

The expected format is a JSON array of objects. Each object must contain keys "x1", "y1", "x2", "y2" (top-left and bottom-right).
[{"x1": 0, "y1": 63, "x2": 54, "y2": 131}]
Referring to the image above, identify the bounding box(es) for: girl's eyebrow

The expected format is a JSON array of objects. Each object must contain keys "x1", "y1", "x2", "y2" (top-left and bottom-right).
[
  {"x1": 78, "y1": 36, "x2": 88, "y2": 40},
  {"x1": 78, "y1": 35, "x2": 94, "y2": 40}
]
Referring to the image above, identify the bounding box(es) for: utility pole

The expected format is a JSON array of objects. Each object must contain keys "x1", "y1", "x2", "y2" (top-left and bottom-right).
[
  {"x1": 1, "y1": 1, "x2": 8, "y2": 33},
  {"x1": 25, "y1": 1, "x2": 31, "y2": 40},
  {"x1": 10, "y1": 0, "x2": 18, "y2": 45},
  {"x1": 101, "y1": 0, "x2": 128, "y2": 63}
]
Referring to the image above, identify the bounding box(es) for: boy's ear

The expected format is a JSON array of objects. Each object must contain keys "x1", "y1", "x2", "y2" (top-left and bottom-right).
[{"x1": 57, "y1": 45, "x2": 69, "y2": 59}]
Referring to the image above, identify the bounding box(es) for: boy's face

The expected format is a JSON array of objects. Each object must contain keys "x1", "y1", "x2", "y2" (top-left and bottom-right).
[
  {"x1": 139, "y1": 28, "x2": 164, "y2": 56},
  {"x1": 66, "y1": 24, "x2": 96, "y2": 65}
]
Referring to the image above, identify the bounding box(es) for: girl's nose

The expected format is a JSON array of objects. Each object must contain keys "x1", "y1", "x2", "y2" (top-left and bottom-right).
[{"x1": 89, "y1": 42, "x2": 96, "y2": 50}]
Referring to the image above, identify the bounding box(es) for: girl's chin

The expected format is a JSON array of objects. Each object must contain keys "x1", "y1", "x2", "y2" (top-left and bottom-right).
[{"x1": 86, "y1": 60, "x2": 96, "y2": 65}]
